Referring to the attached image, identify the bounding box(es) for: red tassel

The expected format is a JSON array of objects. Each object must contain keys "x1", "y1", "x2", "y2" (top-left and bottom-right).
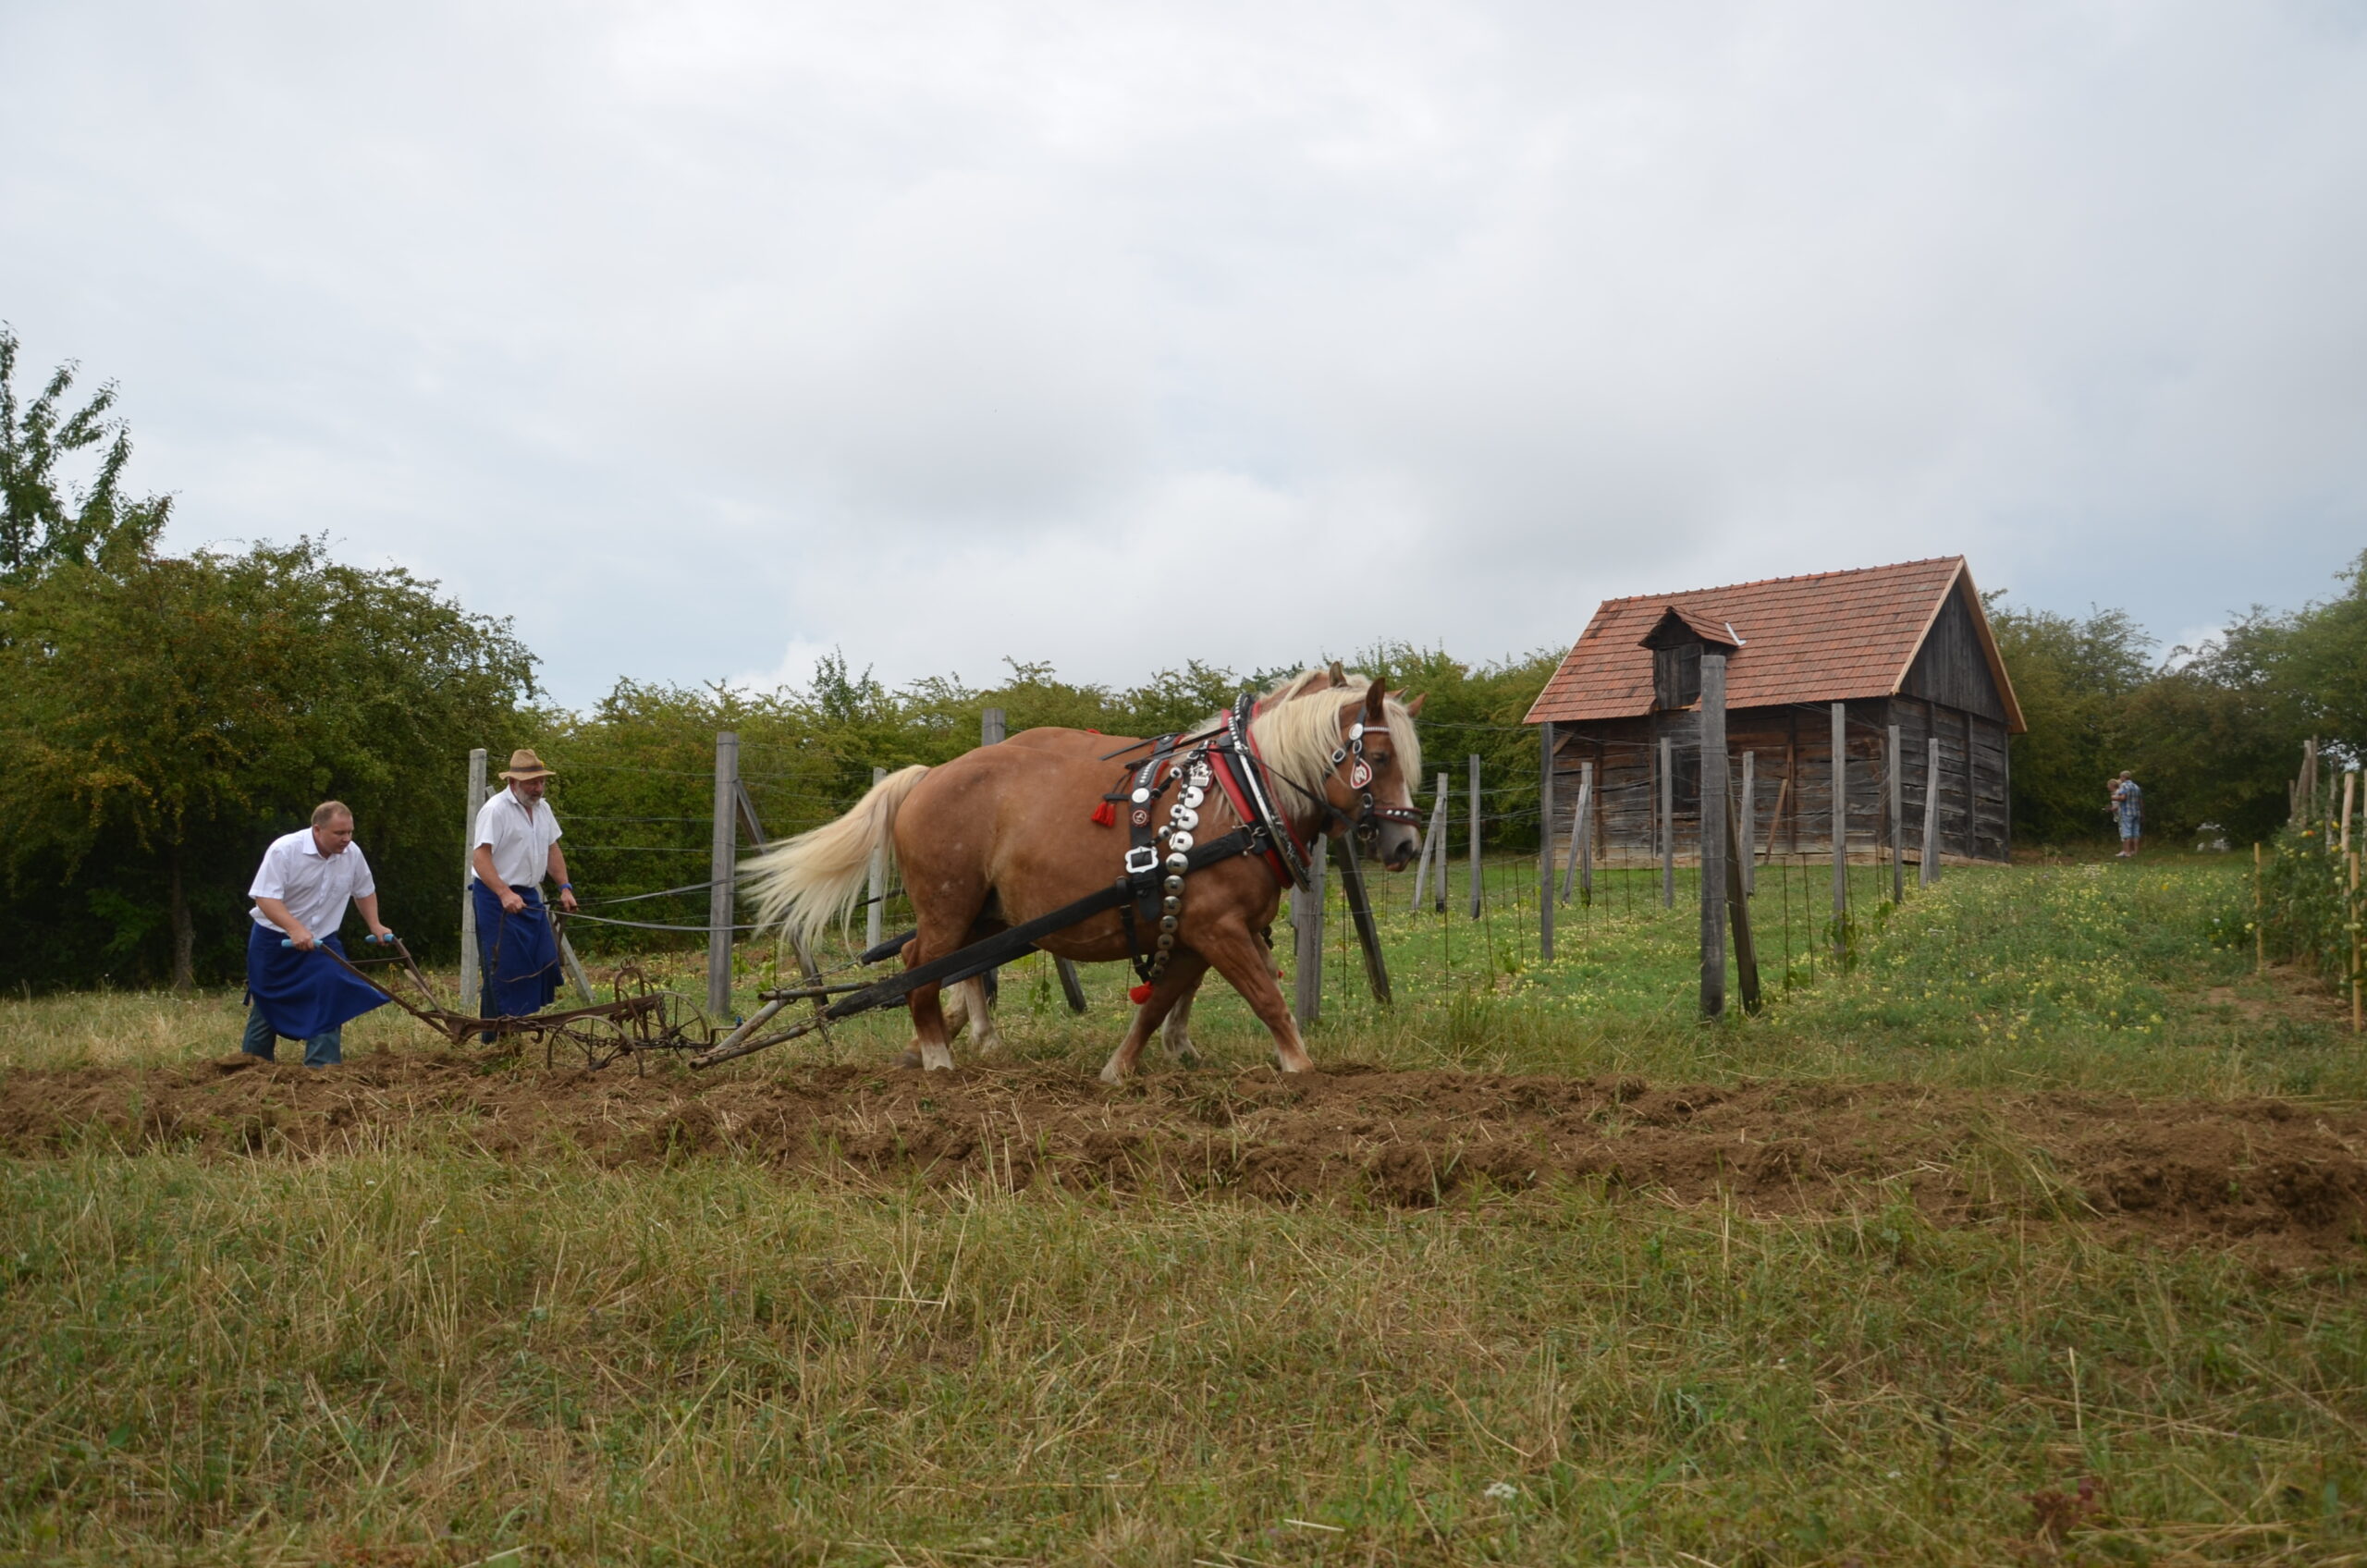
[
  {"x1": 1091, "y1": 800, "x2": 1117, "y2": 827},
  {"x1": 1128, "y1": 982, "x2": 1153, "y2": 1004}
]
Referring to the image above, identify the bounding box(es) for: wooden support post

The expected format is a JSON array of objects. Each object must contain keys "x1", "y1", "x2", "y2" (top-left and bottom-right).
[
  {"x1": 1830, "y1": 703, "x2": 1848, "y2": 960},
  {"x1": 1468, "y1": 754, "x2": 1483, "y2": 920},
  {"x1": 709, "y1": 731, "x2": 739, "y2": 1018},
  {"x1": 554, "y1": 919, "x2": 596, "y2": 1008},
  {"x1": 1564, "y1": 761, "x2": 1593, "y2": 905},
  {"x1": 2253, "y1": 841, "x2": 2264, "y2": 974},
  {"x1": 1415, "y1": 775, "x2": 1449, "y2": 913},
  {"x1": 1294, "y1": 836, "x2": 1327, "y2": 1028},
  {"x1": 980, "y1": 706, "x2": 1006, "y2": 748},
  {"x1": 1335, "y1": 838, "x2": 1392, "y2": 1004},
  {"x1": 459, "y1": 747, "x2": 487, "y2": 1012},
  {"x1": 2343, "y1": 769, "x2": 2356, "y2": 852},
  {"x1": 1738, "y1": 751, "x2": 1756, "y2": 897},
  {"x1": 1539, "y1": 721, "x2": 1555, "y2": 964},
  {"x1": 865, "y1": 766, "x2": 887, "y2": 953},
  {"x1": 1699, "y1": 653, "x2": 1730, "y2": 1017},
  {"x1": 1724, "y1": 787, "x2": 1761, "y2": 1013},
  {"x1": 1660, "y1": 734, "x2": 1675, "y2": 908},
  {"x1": 1888, "y1": 723, "x2": 1904, "y2": 905},
  {"x1": 2338, "y1": 852, "x2": 2357, "y2": 1037},
  {"x1": 1920, "y1": 737, "x2": 1942, "y2": 886}
]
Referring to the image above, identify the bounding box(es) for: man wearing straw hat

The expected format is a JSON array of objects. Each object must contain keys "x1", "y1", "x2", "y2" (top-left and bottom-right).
[{"x1": 469, "y1": 749, "x2": 580, "y2": 1027}]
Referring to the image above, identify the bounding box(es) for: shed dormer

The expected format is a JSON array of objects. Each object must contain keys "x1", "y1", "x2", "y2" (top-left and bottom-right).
[{"x1": 1638, "y1": 606, "x2": 1741, "y2": 713}]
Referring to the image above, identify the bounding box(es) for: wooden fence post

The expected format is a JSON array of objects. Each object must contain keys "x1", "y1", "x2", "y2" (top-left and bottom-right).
[
  {"x1": 2253, "y1": 841, "x2": 2264, "y2": 974},
  {"x1": 1888, "y1": 723, "x2": 1904, "y2": 905},
  {"x1": 459, "y1": 747, "x2": 487, "y2": 1011},
  {"x1": 1724, "y1": 788, "x2": 1762, "y2": 1012},
  {"x1": 708, "y1": 731, "x2": 740, "y2": 1018},
  {"x1": 2351, "y1": 849, "x2": 2361, "y2": 1035},
  {"x1": 1920, "y1": 737, "x2": 1942, "y2": 886},
  {"x1": 1660, "y1": 734, "x2": 1675, "y2": 908},
  {"x1": 1294, "y1": 836, "x2": 1327, "y2": 1028},
  {"x1": 1739, "y1": 751, "x2": 1756, "y2": 897},
  {"x1": 980, "y1": 707, "x2": 1006, "y2": 748},
  {"x1": 1564, "y1": 761, "x2": 1593, "y2": 905},
  {"x1": 2342, "y1": 768, "x2": 2356, "y2": 852},
  {"x1": 1539, "y1": 722, "x2": 1555, "y2": 963},
  {"x1": 1468, "y1": 754, "x2": 1483, "y2": 920},
  {"x1": 1699, "y1": 653, "x2": 1730, "y2": 1017},
  {"x1": 1830, "y1": 703, "x2": 1848, "y2": 960},
  {"x1": 865, "y1": 766, "x2": 887, "y2": 953}
]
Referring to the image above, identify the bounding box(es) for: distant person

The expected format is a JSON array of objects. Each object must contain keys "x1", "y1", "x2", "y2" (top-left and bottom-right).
[
  {"x1": 2111, "y1": 772, "x2": 2144, "y2": 858},
  {"x1": 243, "y1": 801, "x2": 396, "y2": 1067},
  {"x1": 470, "y1": 749, "x2": 579, "y2": 1029}
]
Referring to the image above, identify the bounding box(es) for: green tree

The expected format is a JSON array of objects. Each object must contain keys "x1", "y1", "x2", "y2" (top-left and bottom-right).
[
  {"x1": 0, "y1": 325, "x2": 169, "y2": 581},
  {"x1": 0, "y1": 539, "x2": 535, "y2": 989},
  {"x1": 1986, "y1": 596, "x2": 2155, "y2": 845}
]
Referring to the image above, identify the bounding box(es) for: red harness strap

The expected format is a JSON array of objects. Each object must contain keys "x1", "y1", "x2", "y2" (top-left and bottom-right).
[{"x1": 1208, "y1": 744, "x2": 1305, "y2": 889}]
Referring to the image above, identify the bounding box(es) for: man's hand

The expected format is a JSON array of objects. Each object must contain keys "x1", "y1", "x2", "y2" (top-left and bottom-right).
[
  {"x1": 558, "y1": 886, "x2": 580, "y2": 913},
  {"x1": 367, "y1": 921, "x2": 395, "y2": 942},
  {"x1": 287, "y1": 925, "x2": 319, "y2": 951},
  {"x1": 499, "y1": 888, "x2": 526, "y2": 915}
]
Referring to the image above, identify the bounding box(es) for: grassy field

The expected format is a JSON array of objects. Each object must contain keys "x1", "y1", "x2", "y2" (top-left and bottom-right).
[{"x1": 4, "y1": 852, "x2": 2365, "y2": 1564}]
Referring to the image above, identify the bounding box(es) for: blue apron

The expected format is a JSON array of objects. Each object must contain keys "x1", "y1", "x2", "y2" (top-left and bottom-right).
[
  {"x1": 472, "y1": 881, "x2": 562, "y2": 1018},
  {"x1": 245, "y1": 925, "x2": 388, "y2": 1039}
]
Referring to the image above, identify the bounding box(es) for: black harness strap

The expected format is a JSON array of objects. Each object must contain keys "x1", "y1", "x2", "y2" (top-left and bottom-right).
[{"x1": 819, "y1": 826, "x2": 1264, "y2": 1020}]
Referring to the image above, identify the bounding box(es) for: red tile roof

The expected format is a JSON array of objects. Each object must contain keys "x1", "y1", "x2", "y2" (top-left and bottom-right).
[{"x1": 1523, "y1": 557, "x2": 2024, "y2": 730}]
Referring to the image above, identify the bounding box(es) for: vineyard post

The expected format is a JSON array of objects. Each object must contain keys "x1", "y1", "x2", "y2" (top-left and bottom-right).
[
  {"x1": 459, "y1": 747, "x2": 487, "y2": 1011},
  {"x1": 708, "y1": 731, "x2": 740, "y2": 1017},
  {"x1": 1564, "y1": 760, "x2": 1593, "y2": 905},
  {"x1": 1294, "y1": 835, "x2": 1327, "y2": 1028},
  {"x1": 1739, "y1": 750, "x2": 1757, "y2": 897},
  {"x1": 1699, "y1": 652, "x2": 1730, "y2": 1017},
  {"x1": 1830, "y1": 703, "x2": 1848, "y2": 960},
  {"x1": 1468, "y1": 754, "x2": 1483, "y2": 920},
  {"x1": 1920, "y1": 737, "x2": 1942, "y2": 887},
  {"x1": 2253, "y1": 841, "x2": 2264, "y2": 974},
  {"x1": 865, "y1": 766, "x2": 887, "y2": 953},
  {"x1": 1888, "y1": 723, "x2": 1905, "y2": 905},
  {"x1": 1539, "y1": 722, "x2": 1555, "y2": 963},
  {"x1": 1660, "y1": 734, "x2": 1675, "y2": 908}
]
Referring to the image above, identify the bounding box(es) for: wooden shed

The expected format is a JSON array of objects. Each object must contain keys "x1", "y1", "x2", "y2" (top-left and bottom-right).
[{"x1": 1523, "y1": 557, "x2": 2025, "y2": 864}]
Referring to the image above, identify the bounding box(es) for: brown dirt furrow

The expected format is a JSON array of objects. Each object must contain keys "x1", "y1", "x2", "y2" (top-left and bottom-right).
[{"x1": 4, "y1": 1053, "x2": 2364, "y2": 1253}]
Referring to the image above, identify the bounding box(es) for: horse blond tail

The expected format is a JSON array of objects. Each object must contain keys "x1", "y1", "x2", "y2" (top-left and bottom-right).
[{"x1": 742, "y1": 765, "x2": 930, "y2": 951}]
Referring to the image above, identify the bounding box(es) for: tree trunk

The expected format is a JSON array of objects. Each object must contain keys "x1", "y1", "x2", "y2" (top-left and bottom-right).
[{"x1": 168, "y1": 842, "x2": 194, "y2": 991}]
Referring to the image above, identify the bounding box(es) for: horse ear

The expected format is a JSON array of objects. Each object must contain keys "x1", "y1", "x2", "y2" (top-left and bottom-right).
[
  {"x1": 1403, "y1": 692, "x2": 1427, "y2": 717},
  {"x1": 1328, "y1": 659, "x2": 1347, "y2": 688},
  {"x1": 1363, "y1": 678, "x2": 1386, "y2": 723}
]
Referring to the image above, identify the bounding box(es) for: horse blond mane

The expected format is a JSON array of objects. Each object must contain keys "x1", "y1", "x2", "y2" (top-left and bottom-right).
[{"x1": 1245, "y1": 675, "x2": 1422, "y2": 817}]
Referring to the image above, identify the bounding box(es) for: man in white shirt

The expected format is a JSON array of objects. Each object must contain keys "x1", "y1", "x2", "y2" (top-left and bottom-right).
[
  {"x1": 469, "y1": 748, "x2": 580, "y2": 1024},
  {"x1": 242, "y1": 801, "x2": 396, "y2": 1066}
]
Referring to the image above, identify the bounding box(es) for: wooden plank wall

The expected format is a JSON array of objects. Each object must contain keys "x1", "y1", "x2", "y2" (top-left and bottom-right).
[{"x1": 1548, "y1": 698, "x2": 2010, "y2": 863}]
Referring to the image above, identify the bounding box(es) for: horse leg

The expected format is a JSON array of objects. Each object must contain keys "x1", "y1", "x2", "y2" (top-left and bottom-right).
[
  {"x1": 1159, "y1": 981, "x2": 1202, "y2": 1067},
  {"x1": 1196, "y1": 924, "x2": 1317, "y2": 1073},
  {"x1": 1098, "y1": 949, "x2": 1209, "y2": 1084},
  {"x1": 959, "y1": 974, "x2": 1005, "y2": 1054}
]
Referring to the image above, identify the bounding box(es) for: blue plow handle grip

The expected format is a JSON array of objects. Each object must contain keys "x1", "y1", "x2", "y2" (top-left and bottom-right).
[{"x1": 281, "y1": 933, "x2": 396, "y2": 948}]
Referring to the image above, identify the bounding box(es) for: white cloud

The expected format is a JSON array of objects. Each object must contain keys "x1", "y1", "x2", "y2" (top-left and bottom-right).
[{"x1": 3, "y1": 0, "x2": 2363, "y2": 704}]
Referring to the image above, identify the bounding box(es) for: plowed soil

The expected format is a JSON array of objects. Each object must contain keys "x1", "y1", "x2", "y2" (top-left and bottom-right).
[{"x1": 6, "y1": 1054, "x2": 2364, "y2": 1255}]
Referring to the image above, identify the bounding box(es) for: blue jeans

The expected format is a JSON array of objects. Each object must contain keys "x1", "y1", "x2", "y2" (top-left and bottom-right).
[{"x1": 240, "y1": 1005, "x2": 343, "y2": 1068}]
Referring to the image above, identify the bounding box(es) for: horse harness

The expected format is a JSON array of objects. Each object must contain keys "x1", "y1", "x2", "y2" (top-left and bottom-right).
[{"x1": 824, "y1": 692, "x2": 1415, "y2": 1021}]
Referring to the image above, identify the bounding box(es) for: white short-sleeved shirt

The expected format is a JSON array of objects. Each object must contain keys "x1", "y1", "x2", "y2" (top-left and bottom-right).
[
  {"x1": 248, "y1": 828, "x2": 376, "y2": 936},
  {"x1": 473, "y1": 786, "x2": 564, "y2": 888}
]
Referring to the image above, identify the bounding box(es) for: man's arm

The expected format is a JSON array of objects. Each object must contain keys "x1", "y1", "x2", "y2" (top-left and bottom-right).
[
  {"x1": 354, "y1": 892, "x2": 393, "y2": 940},
  {"x1": 548, "y1": 844, "x2": 578, "y2": 913},
  {"x1": 472, "y1": 845, "x2": 526, "y2": 914},
  {"x1": 254, "y1": 896, "x2": 313, "y2": 949}
]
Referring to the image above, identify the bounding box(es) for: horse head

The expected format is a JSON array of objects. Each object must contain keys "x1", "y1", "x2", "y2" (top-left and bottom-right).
[{"x1": 1317, "y1": 679, "x2": 1425, "y2": 871}]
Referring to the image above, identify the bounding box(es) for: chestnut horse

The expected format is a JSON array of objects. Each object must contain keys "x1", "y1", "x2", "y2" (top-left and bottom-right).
[
  {"x1": 743, "y1": 675, "x2": 1424, "y2": 1080},
  {"x1": 927, "y1": 668, "x2": 1339, "y2": 1066}
]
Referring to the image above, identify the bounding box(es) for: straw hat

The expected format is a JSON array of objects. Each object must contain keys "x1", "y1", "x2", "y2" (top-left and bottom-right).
[{"x1": 500, "y1": 748, "x2": 558, "y2": 781}]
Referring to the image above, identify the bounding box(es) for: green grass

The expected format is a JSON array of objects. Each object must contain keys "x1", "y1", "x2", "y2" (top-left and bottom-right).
[{"x1": 5, "y1": 852, "x2": 2364, "y2": 1563}]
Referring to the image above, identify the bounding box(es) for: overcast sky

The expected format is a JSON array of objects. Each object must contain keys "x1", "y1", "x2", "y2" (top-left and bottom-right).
[{"x1": 5, "y1": 2, "x2": 2363, "y2": 705}]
